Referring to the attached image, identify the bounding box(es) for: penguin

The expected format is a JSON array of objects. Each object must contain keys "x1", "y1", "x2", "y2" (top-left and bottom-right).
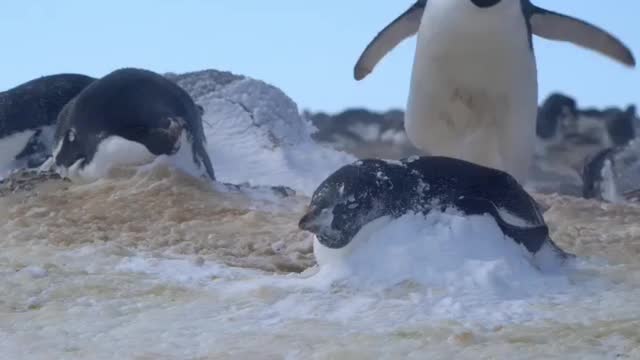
[
  {"x1": 299, "y1": 156, "x2": 571, "y2": 261},
  {"x1": 536, "y1": 93, "x2": 578, "y2": 141},
  {"x1": 0, "y1": 74, "x2": 95, "y2": 171},
  {"x1": 604, "y1": 105, "x2": 637, "y2": 146},
  {"x1": 582, "y1": 140, "x2": 640, "y2": 203},
  {"x1": 582, "y1": 147, "x2": 621, "y2": 202},
  {"x1": 48, "y1": 68, "x2": 216, "y2": 182},
  {"x1": 353, "y1": 0, "x2": 635, "y2": 183}
]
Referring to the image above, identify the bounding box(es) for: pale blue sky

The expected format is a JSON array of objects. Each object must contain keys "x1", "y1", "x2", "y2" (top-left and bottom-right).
[{"x1": 1, "y1": 1, "x2": 638, "y2": 113}]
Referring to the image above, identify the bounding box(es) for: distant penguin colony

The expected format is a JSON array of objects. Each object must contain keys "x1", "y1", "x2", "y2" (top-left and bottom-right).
[
  {"x1": 299, "y1": 156, "x2": 571, "y2": 260},
  {"x1": 536, "y1": 93, "x2": 578, "y2": 141},
  {"x1": 353, "y1": 0, "x2": 635, "y2": 183},
  {"x1": 49, "y1": 68, "x2": 216, "y2": 181},
  {"x1": 0, "y1": 74, "x2": 95, "y2": 169},
  {"x1": 535, "y1": 94, "x2": 638, "y2": 150}
]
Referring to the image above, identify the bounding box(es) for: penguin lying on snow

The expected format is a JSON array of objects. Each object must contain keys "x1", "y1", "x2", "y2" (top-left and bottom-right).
[
  {"x1": 353, "y1": 0, "x2": 635, "y2": 183},
  {"x1": 0, "y1": 74, "x2": 95, "y2": 170},
  {"x1": 48, "y1": 68, "x2": 216, "y2": 181},
  {"x1": 299, "y1": 156, "x2": 571, "y2": 260}
]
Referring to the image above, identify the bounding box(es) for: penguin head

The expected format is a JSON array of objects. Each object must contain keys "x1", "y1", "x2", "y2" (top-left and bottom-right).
[
  {"x1": 53, "y1": 128, "x2": 87, "y2": 170},
  {"x1": 469, "y1": 0, "x2": 502, "y2": 9},
  {"x1": 299, "y1": 160, "x2": 404, "y2": 249},
  {"x1": 426, "y1": 0, "x2": 522, "y2": 24},
  {"x1": 431, "y1": 0, "x2": 515, "y2": 11}
]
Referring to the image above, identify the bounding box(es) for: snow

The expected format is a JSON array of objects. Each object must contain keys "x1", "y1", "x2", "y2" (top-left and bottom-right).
[
  {"x1": 2, "y1": 69, "x2": 640, "y2": 358},
  {"x1": 1, "y1": 209, "x2": 632, "y2": 360},
  {"x1": 2, "y1": 178, "x2": 640, "y2": 359},
  {"x1": 311, "y1": 210, "x2": 569, "y2": 291},
  {"x1": 56, "y1": 135, "x2": 157, "y2": 182},
  {"x1": 0, "y1": 129, "x2": 35, "y2": 177}
]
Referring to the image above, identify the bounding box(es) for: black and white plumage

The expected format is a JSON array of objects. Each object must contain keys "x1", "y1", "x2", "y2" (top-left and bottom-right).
[
  {"x1": 0, "y1": 74, "x2": 95, "y2": 170},
  {"x1": 299, "y1": 156, "x2": 571, "y2": 260},
  {"x1": 49, "y1": 68, "x2": 215, "y2": 181},
  {"x1": 582, "y1": 140, "x2": 640, "y2": 203},
  {"x1": 353, "y1": 0, "x2": 635, "y2": 183},
  {"x1": 582, "y1": 147, "x2": 620, "y2": 202}
]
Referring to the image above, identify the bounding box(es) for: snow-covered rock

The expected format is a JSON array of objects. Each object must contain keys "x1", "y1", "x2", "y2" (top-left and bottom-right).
[{"x1": 168, "y1": 69, "x2": 355, "y2": 196}]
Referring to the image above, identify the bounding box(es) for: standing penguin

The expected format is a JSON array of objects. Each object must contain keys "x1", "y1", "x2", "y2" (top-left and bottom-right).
[
  {"x1": 582, "y1": 146, "x2": 621, "y2": 202},
  {"x1": 582, "y1": 139, "x2": 640, "y2": 203},
  {"x1": 354, "y1": 0, "x2": 635, "y2": 182}
]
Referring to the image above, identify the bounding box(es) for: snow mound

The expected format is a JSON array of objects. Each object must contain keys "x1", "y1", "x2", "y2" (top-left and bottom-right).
[
  {"x1": 311, "y1": 210, "x2": 572, "y2": 296},
  {"x1": 170, "y1": 70, "x2": 355, "y2": 195}
]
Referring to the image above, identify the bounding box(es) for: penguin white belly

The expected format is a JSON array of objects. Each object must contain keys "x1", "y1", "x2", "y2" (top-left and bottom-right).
[
  {"x1": 405, "y1": 12, "x2": 538, "y2": 182},
  {"x1": 66, "y1": 135, "x2": 157, "y2": 181},
  {"x1": 70, "y1": 133, "x2": 208, "y2": 182}
]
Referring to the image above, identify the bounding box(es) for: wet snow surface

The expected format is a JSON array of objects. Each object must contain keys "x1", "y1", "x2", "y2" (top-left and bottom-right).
[{"x1": 1, "y1": 71, "x2": 640, "y2": 359}]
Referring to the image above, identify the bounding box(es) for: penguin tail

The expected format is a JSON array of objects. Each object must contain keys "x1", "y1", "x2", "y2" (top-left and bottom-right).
[
  {"x1": 191, "y1": 140, "x2": 216, "y2": 181},
  {"x1": 454, "y1": 196, "x2": 549, "y2": 254}
]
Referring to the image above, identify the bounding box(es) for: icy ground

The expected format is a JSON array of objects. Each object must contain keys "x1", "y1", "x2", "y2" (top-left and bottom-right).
[{"x1": 1, "y1": 70, "x2": 639, "y2": 359}]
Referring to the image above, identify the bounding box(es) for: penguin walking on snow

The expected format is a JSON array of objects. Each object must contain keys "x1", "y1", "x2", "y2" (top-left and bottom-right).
[{"x1": 354, "y1": 0, "x2": 635, "y2": 183}]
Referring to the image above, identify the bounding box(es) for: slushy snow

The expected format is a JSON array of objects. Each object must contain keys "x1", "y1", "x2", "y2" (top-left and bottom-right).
[{"x1": 2, "y1": 70, "x2": 638, "y2": 359}]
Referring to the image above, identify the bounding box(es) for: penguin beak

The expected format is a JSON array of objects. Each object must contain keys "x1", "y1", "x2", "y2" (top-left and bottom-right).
[
  {"x1": 299, "y1": 206, "x2": 351, "y2": 249},
  {"x1": 298, "y1": 206, "x2": 321, "y2": 233}
]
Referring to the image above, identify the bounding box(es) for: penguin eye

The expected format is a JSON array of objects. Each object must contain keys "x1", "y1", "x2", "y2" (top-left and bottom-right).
[{"x1": 67, "y1": 129, "x2": 76, "y2": 142}]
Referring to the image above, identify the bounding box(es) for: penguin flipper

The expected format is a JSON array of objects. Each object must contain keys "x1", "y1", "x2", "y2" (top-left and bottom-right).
[
  {"x1": 454, "y1": 196, "x2": 549, "y2": 254},
  {"x1": 530, "y1": 7, "x2": 635, "y2": 67},
  {"x1": 354, "y1": 0, "x2": 427, "y2": 81}
]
